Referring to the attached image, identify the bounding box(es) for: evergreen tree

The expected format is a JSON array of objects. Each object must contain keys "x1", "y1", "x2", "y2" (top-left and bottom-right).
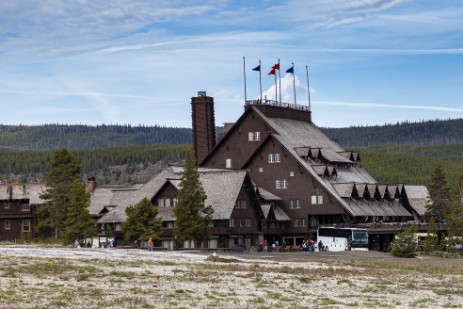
[
  {"x1": 425, "y1": 165, "x2": 450, "y2": 223},
  {"x1": 446, "y1": 174, "x2": 463, "y2": 253},
  {"x1": 424, "y1": 217, "x2": 438, "y2": 252},
  {"x1": 391, "y1": 225, "x2": 419, "y2": 258},
  {"x1": 123, "y1": 198, "x2": 162, "y2": 241},
  {"x1": 38, "y1": 149, "x2": 81, "y2": 239},
  {"x1": 174, "y1": 150, "x2": 213, "y2": 247},
  {"x1": 62, "y1": 180, "x2": 95, "y2": 244}
]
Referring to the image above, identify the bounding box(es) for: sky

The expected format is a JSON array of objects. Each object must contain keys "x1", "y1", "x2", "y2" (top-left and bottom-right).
[{"x1": 0, "y1": 0, "x2": 462, "y2": 128}]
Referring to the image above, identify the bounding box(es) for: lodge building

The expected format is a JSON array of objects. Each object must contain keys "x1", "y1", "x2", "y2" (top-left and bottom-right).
[{"x1": 0, "y1": 92, "x2": 429, "y2": 250}]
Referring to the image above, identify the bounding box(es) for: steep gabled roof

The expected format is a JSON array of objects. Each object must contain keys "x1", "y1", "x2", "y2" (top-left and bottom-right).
[
  {"x1": 249, "y1": 106, "x2": 411, "y2": 218},
  {"x1": 97, "y1": 167, "x2": 249, "y2": 223},
  {"x1": 0, "y1": 183, "x2": 47, "y2": 204},
  {"x1": 403, "y1": 185, "x2": 430, "y2": 216}
]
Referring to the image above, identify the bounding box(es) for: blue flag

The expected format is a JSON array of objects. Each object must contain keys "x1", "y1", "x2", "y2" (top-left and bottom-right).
[
  {"x1": 252, "y1": 65, "x2": 261, "y2": 72},
  {"x1": 286, "y1": 66, "x2": 294, "y2": 74}
]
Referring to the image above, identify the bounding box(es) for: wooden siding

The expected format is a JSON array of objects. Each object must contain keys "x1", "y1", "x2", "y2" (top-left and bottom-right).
[
  {"x1": 0, "y1": 199, "x2": 36, "y2": 241},
  {"x1": 191, "y1": 94, "x2": 216, "y2": 165}
]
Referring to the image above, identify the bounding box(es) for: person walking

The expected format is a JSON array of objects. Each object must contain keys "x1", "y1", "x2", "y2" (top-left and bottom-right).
[{"x1": 147, "y1": 238, "x2": 154, "y2": 251}]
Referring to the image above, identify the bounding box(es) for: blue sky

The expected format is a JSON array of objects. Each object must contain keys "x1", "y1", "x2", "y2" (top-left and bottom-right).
[{"x1": 0, "y1": 0, "x2": 462, "y2": 128}]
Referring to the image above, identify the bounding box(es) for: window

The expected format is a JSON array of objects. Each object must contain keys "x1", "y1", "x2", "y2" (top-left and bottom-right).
[
  {"x1": 294, "y1": 218, "x2": 306, "y2": 227},
  {"x1": 289, "y1": 199, "x2": 300, "y2": 209},
  {"x1": 259, "y1": 167, "x2": 264, "y2": 173},
  {"x1": 166, "y1": 222, "x2": 175, "y2": 229},
  {"x1": 248, "y1": 132, "x2": 254, "y2": 141},
  {"x1": 235, "y1": 199, "x2": 246, "y2": 209},
  {"x1": 5, "y1": 220, "x2": 10, "y2": 230},
  {"x1": 229, "y1": 218, "x2": 235, "y2": 227},
  {"x1": 173, "y1": 198, "x2": 178, "y2": 207},
  {"x1": 5, "y1": 202, "x2": 10, "y2": 209},
  {"x1": 115, "y1": 223, "x2": 122, "y2": 231},
  {"x1": 158, "y1": 198, "x2": 165, "y2": 207},
  {"x1": 165, "y1": 198, "x2": 171, "y2": 207},
  {"x1": 239, "y1": 219, "x2": 244, "y2": 227},
  {"x1": 275, "y1": 179, "x2": 288, "y2": 189},
  {"x1": 21, "y1": 220, "x2": 30, "y2": 232},
  {"x1": 245, "y1": 218, "x2": 251, "y2": 227},
  {"x1": 268, "y1": 153, "x2": 281, "y2": 163},
  {"x1": 226, "y1": 158, "x2": 232, "y2": 168},
  {"x1": 248, "y1": 131, "x2": 260, "y2": 141},
  {"x1": 290, "y1": 171, "x2": 294, "y2": 177},
  {"x1": 21, "y1": 204, "x2": 31, "y2": 211},
  {"x1": 311, "y1": 195, "x2": 323, "y2": 205}
]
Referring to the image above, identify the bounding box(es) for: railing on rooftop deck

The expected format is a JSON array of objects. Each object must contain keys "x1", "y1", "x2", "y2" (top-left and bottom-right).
[{"x1": 245, "y1": 99, "x2": 310, "y2": 112}]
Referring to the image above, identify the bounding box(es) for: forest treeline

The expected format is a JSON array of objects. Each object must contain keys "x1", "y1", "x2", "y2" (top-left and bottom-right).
[
  {"x1": 0, "y1": 144, "x2": 190, "y2": 184},
  {"x1": 322, "y1": 118, "x2": 463, "y2": 147},
  {"x1": 1, "y1": 118, "x2": 463, "y2": 150},
  {"x1": 0, "y1": 124, "x2": 192, "y2": 150}
]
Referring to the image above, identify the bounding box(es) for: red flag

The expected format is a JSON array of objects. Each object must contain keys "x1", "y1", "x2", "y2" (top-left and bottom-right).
[
  {"x1": 272, "y1": 63, "x2": 280, "y2": 70},
  {"x1": 268, "y1": 68, "x2": 276, "y2": 75}
]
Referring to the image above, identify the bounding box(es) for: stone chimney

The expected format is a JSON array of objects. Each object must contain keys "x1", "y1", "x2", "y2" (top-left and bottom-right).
[
  {"x1": 191, "y1": 91, "x2": 216, "y2": 166},
  {"x1": 86, "y1": 177, "x2": 97, "y2": 193}
]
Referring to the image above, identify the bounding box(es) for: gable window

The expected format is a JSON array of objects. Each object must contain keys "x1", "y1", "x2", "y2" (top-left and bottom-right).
[
  {"x1": 5, "y1": 220, "x2": 10, "y2": 230},
  {"x1": 158, "y1": 198, "x2": 165, "y2": 207},
  {"x1": 289, "y1": 199, "x2": 300, "y2": 209},
  {"x1": 226, "y1": 158, "x2": 232, "y2": 168},
  {"x1": 275, "y1": 179, "x2": 288, "y2": 189},
  {"x1": 21, "y1": 220, "x2": 30, "y2": 232},
  {"x1": 259, "y1": 167, "x2": 264, "y2": 173},
  {"x1": 235, "y1": 199, "x2": 246, "y2": 209},
  {"x1": 245, "y1": 218, "x2": 251, "y2": 227},
  {"x1": 115, "y1": 223, "x2": 122, "y2": 231},
  {"x1": 165, "y1": 198, "x2": 171, "y2": 207},
  {"x1": 229, "y1": 218, "x2": 235, "y2": 227},
  {"x1": 311, "y1": 195, "x2": 323, "y2": 205},
  {"x1": 268, "y1": 153, "x2": 281, "y2": 163},
  {"x1": 173, "y1": 198, "x2": 178, "y2": 207},
  {"x1": 294, "y1": 218, "x2": 306, "y2": 227},
  {"x1": 290, "y1": 171, "x2": 294, "y2": 177},
  {"x1": 248, "y1": 131, "x2": 261, "y2": 141}
]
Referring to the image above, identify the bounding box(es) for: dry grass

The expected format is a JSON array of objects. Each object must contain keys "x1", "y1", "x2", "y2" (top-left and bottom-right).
[{"x1": 0, "y1": 247, "x2": 462, "y2": 308}]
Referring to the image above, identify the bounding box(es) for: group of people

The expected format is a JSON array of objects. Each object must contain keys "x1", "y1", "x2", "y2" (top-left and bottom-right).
[
  {"x1": 258, "y1": 240, "x2": 288, "y2": 252},
  {"x1": 257, "y1": 239, "x2": 326, "y2": 252}
]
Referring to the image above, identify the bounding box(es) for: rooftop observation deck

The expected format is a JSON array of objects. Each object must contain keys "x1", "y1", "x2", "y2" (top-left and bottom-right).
[
  {"x1": 245, "y1": 99, "x2": 311, "y2": 112},
  {"x1": 245, "y1": 99, "x2": 312, "y2": 123}
]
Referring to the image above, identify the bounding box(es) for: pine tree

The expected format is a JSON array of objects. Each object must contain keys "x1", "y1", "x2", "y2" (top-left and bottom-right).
[
  {"x1": 424, "y1": 217, "x2": 438, "y2": 252},
  {"x1": 174, "y1": 149, "x2": 213, "y2": 247},
  {"x1": 123, "y1": 198, "x2": 162, "y2": 241},
  {"x1": 425, "y1": 165, "x2": 450, "y2": 224},
  {"x1": 38, "y1": 149, "x2": 82, "y2": 239},
  {"x1": 62, "y1": 180, "x2": 95, "y2": 244},
  {"x1": 446, "y1": 174, "x2": 463, "y2": 253}
]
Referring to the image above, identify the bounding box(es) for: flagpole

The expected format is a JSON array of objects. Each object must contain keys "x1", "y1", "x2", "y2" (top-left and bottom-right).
[
  {"x1": 306, "y1": 65, "x2": 311, "y2": 111},
  {"x1": 243, "y1": 57, "x2": 247, "y2": 104},
  {"x1": 258, "y1": 60, "x2": 262, "y2": 102},
  {"x1": 292, "y1": 63, "x2": 296, "y2": 106},
  {"x1": 274, "y1": 72, "x2": 277, "y2": 102},
  {"x1": 278, "y1": 59, "x2": 281, "y2": 103}
]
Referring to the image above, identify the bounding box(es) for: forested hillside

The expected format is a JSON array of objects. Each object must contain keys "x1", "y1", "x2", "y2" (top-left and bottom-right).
[
  {"x1": 0, "y1": 144, "x2": 190, "y2": 184},
  {"x1": 1, "y1": 118, "x2": 463, "y2": 150},
  {"x1": 0, "y1": 124, "x2": 192, "y2": 150},
  {"x1": 322, "y1": 118, "x2": 463, "y2": 147}
]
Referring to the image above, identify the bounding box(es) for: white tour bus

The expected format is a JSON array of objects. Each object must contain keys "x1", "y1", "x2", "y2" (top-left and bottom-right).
[{"x1": 317, "y1": 227, "x2": 369, "y2": 251}]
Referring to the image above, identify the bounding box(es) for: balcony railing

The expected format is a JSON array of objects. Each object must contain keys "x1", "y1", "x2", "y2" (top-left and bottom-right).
[{"x1": 245, "y1": 99, "x2": 310, "y2": 112}]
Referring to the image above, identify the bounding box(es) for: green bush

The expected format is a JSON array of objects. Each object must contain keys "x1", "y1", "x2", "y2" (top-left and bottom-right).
[{"x1": 391, "y1": 225, "x2": 419, "y2": 258}]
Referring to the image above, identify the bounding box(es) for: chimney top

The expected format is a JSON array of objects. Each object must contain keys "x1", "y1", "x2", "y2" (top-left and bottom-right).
[{"x1": 197, "y1": 91, "x2": 207, "y2": 97}]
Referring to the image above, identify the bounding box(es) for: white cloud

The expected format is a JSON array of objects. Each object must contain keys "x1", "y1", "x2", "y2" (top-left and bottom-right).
[{"x1": 315, "y1": 101, "x2": 463, "y2": 113}]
